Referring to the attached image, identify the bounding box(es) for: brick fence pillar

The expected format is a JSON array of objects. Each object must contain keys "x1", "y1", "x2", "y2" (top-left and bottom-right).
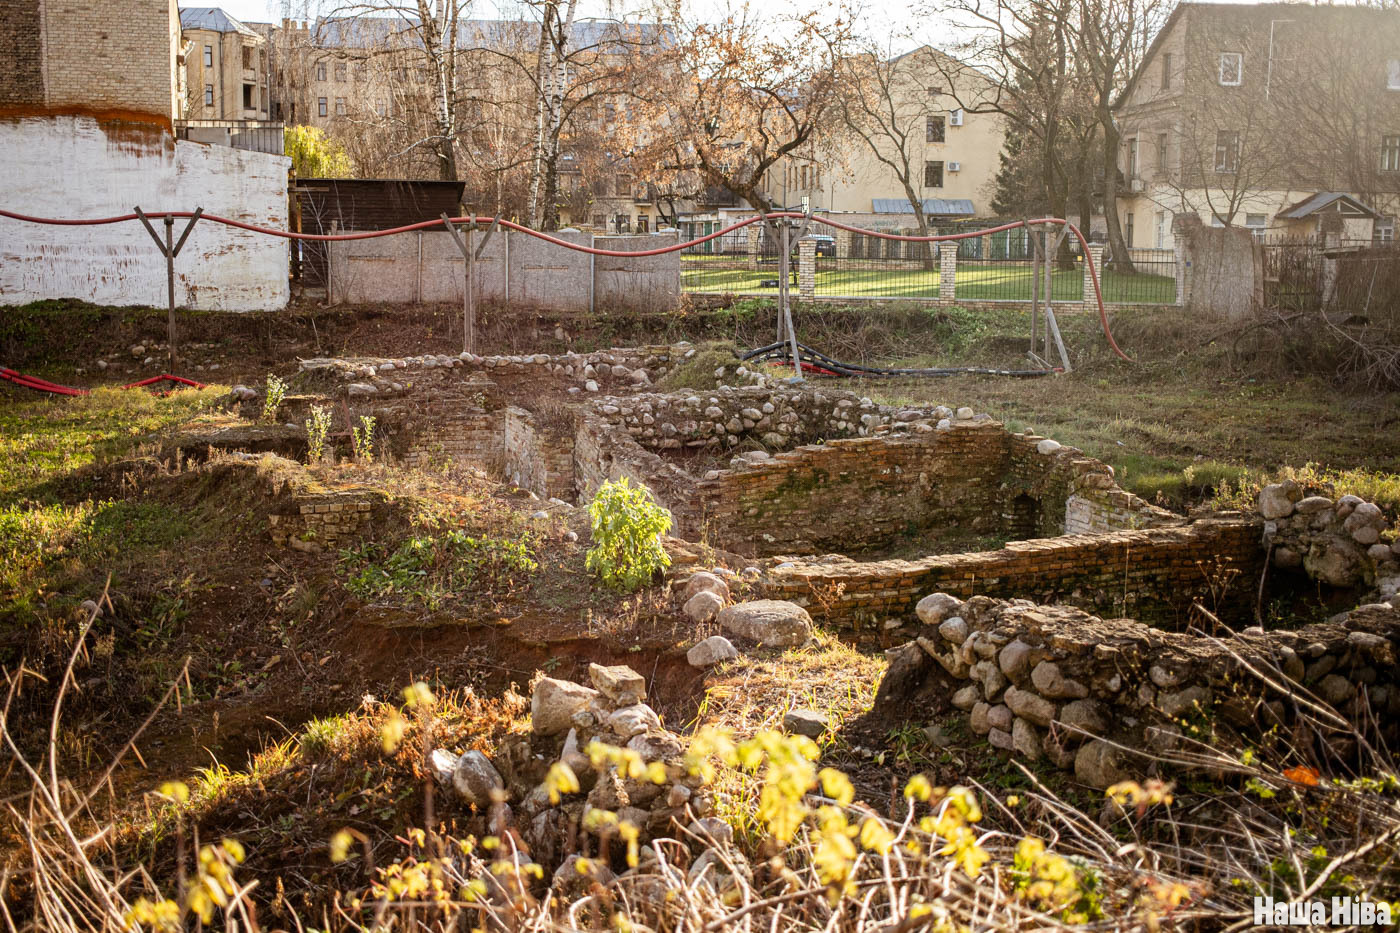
[
  {"x1": 746, "y1": 224, "x2": 761, "y2": 271},
  {"x1": 939, "y1": 243, "x2": 957, "y2": 301},
  {"x1": 1083, "y1": 244, "x2": 1105, "y2": 308},
  {"x1": 798, "y1": 236, "x2": 817, "y2": 299}
]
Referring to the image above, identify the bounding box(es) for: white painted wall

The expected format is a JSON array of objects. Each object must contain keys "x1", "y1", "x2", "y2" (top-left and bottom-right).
[{"x1": 0, "y1": 115, "x2": 289, "y2": 311}]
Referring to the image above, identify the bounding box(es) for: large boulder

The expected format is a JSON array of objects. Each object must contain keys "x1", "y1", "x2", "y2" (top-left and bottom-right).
[
  {"x1": 915, "y1": 593, "x2": 963, "y2": 626},
  {"x1": 684, "y1": 590, "x2": 725, "y2": 623},
  {"x1": 687, "y1": 635, "x2": 739, "y2": 668},
  {"x1": 1258, "y1": 481, "x2": 1301, "y2": 520},
  {"x1": 452, "y1": 750, "x2": 504, "y2": 807},
  {"x1": 532, "y1": 678, "x2": 601, "y2": 736},
  {"x1": 1304, "y1": 536, "x2": 1367, "y2": 588},
  {"x1": 589, "y1": 663, "x2": 646, "y2": 706},
  {"x1": 716, "y1": 600, "x2": 813, "y2": 647},
  {"x1": 683, "y1": 571, "x2": 731, "y2": 602}
]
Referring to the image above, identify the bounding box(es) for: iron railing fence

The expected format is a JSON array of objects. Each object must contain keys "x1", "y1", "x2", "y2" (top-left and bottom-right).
[{"x1": 1102, "y1": 246, "x2": 1178, "y2": 305}]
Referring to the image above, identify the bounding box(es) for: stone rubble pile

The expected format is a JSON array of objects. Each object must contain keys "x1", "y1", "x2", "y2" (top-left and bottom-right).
[
  {"x1": 430, "y1": 663, "x2": 738, "y2": 879},
  {"x1": 591, "y1": 385, "x2": 989, "y2": 458},
  {"x1": 674, "y1": 569, "x2": 813, "y2": 662},
  {"x1": 293, "y1": 344, "x2": 693, "y2": 398},
  {"x1": 881, "y1": 592, "x2": 1400, "y2": 788},
  {"x1": 1259, "y1": 480, "x2": 1400, "y2": 602}
]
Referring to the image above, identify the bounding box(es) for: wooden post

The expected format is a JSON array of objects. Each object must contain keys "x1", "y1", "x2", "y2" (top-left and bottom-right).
[{"x1": 134, "y1": 206, "x2": 202, "y2": 373}]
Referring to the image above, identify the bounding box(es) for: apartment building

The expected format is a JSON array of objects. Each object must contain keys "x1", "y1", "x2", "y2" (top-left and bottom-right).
[
  {"x1": 180, "y1": 7, "x2": 270, "y2": 120},
  {"x1": 1113, "y1": 2, "x2": 1400, "y2": 249},
  {"x1": 770, "y1": 47, "x2": 1006, "y2": 224}
]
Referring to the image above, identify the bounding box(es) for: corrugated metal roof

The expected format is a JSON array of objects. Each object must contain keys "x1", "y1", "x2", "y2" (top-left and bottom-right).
[
  {"x1": 871, "y1": 198, "x2": 975, "y2": 216},
  {"x1": 180, "y1": 7, "x2": 260, "y2": 37}
]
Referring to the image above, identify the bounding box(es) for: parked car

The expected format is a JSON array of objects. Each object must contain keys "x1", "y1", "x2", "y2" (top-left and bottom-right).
[{"x1": 810, "y1": 235, "x2": 836, "y2": 257}]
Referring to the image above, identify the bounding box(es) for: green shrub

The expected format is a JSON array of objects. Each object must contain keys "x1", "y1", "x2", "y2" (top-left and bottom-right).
[
  {"x1": 352, "y1": 415, "x2": 376, "y2": 463},
  {"x1": 585, "y1": 478, "x2": 672, "y2": 591},
  {"x1": 305, "y1": 404, "x2": 332, "y2": 464},
  {"x1": 261, "y1": 375, "x2": 287, "y2": 424}
]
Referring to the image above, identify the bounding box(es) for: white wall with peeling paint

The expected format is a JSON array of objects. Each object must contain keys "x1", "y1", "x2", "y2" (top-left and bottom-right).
[{"x1": 0, "y1": 114, "x2": 289, "y2": 311}]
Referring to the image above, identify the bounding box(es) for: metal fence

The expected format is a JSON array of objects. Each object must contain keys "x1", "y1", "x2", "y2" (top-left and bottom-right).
[
  {"x1": 679, "y1": 222, "x2": 1183, "y2": 305},
  {"x1": 1101, "y1": 246, "x2": 1178, "y2": 305}
]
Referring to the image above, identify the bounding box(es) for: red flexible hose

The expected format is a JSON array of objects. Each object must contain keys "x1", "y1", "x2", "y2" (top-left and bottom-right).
[
  {"x1": 0, "y1": 207, "x2": 1133, "y2": 361},
  {"x1": 1, "y1": 368, "x2": 207, "y2": 397}
]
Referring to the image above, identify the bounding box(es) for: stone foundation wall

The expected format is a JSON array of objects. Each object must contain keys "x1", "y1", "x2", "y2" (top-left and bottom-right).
[
  {"x1": 877, "y1": 596, "x2": 1400, "y2": 787},
  {"x1": 268, "y1": 490, "x2": 376, "y2": 554},
  {"x1": 503, "y1": 407, "x2": 575, "y2": 502},
  {"x1": 1258, "y1": 481, "x2": 1400, "y2": 604},
  {"x1": 762, "y1": 517, "x2": 1264, "y2": 629},
  {"x1": 576, "y1": 389, "x2": 1173, "y2": 558}
]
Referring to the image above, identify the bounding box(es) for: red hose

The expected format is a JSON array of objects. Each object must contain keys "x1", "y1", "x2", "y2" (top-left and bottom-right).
[
  {"x1": 0, "y1": 207, "x2": 1133, "y2": 361},
  {"x1": 1, "y1": 368, "x2": 206, "y2": 397}
]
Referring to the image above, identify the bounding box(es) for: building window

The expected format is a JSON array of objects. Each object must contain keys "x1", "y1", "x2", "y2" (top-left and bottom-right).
[
  {"x1": 203, "y1": 84, "x2": 213, "y2": 106},
  {"x1": 203, "y1": 44, "x2": 212, "y2": 67},
  {"x1": 375, "y1": 98, "x2": 386, "y2": 117},
  {"x1": 927, "y1": 85, "x2": 944, "y2": 96},
  {"x1": 1219, "y1": 52, "x2": 1243, "y2": 86},
  {"x1": 1376, "y1": 216, "x2": 1394, "y2": 244},
  {"x1": 924, "y1": 160, "x2": 944, "y2": 187},
  {"x1": 317, "y1": 97, "x2": 327, "y2": 117},
  {"x1": 243, "y1": 84, "x2": 254, "y2": 109},
  {"x1": 1154, "y1": 211, "x2": 1166, "y2": 248},
  {"x1": 926, "y1": 114, "x2": 945, "y2": 143},
  {"x1": 1160, "y1": 52, "x2": 1172, "y2": 89},
  {"x1": 334, "y1": 62, "x2": 346, "y2": 82},
  {"x1": 242, "y1": 46, "x2": 253, "y2": 70},
  {"x1": 1245, "y1": 213, "x2": 1267, "y2": 236},
  {"x1": 334, "y1": 97, "x2": 346, "y2": 115},
  {"x1": 1156, "y1": 132, "x2": 1168, "y2": 173},
  {"x1": 1126, "y1": 137, "x2": 1138, "y2": 177},
  {"x1": 637, "y1": 216, "x2": 649, "y2": 233},
  {"x1": 1215, "y1": 130, "x2": 1240, "y2": 173},
  {"x1": 1388, "y1": 60, "x2": 1400, "y2": 90},
  {"x1": 1125, "y1": 212, "x2": 1134, "y2": 247},
  {"x1": 1382, "y1": 135, "x2": 1400, "y2": 172},
  {"x1": 316, "y1": 62, "x2": 326, "y2": 81}
]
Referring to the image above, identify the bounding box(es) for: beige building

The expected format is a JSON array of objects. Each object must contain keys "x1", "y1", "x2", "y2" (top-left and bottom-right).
[
  {"x1": 1113, "y1": 2, "x2": 1400, "y2": 250},
  {"x1": 179, "y1": 8, "x2": 271, "y2": 121},
  {"x1": 771, "y1": 47, "x2": 1006, "y2": 224},
  {"x1": 1, "y1": 0, "x2": 180, "y2": 123}
]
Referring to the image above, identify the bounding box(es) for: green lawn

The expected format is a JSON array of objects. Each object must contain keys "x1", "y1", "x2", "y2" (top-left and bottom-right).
[{"x1": 680, "y1": 256, "x2": 1176, "y2": 304}]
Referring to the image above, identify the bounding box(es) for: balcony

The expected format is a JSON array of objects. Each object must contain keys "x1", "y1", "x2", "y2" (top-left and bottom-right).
[{"x1": 176, "y1": 120, "x2": 284, "y2": 156}]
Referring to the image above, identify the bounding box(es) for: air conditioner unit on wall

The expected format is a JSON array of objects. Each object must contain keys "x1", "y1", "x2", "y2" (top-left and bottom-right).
[
  {"x1": 948, "y1": 162, "x2": 962, "y2": 172},
  {"x1": 949, "y1": 109, "x2": 964, "y2": 126},
  {"x1": 1129, "y1": 178, "x2": 1145, "y2": 192}
]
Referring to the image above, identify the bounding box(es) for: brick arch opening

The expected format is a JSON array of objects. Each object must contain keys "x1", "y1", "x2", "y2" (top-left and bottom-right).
[{"x1": 1007, "y1": 492, "x2": 1042, "y2": 540}]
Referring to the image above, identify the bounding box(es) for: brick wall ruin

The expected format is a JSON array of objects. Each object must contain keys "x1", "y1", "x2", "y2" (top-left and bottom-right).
[{"x1": 763, "y1": 516, "x2": 1263, "y2": 630}]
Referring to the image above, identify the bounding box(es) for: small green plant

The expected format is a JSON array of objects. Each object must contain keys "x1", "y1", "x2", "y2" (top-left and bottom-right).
[
  {"x1": 305, "y1": 404, "x2": 332, "y2": 464},
  {"x1": 261, "y1": 375, "x2": 288, "y2": 424},
  {"x1": 585, "y1": 478, "x2": 672, "y2": 591},
  {"x1": 352, "y1": 415, "x2": 377, "y2": 463}
]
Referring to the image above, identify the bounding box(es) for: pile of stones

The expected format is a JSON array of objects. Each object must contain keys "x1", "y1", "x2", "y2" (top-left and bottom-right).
[
  {"x1": 879, "y1": 591, "x2": 1400, "y2": 788},
  {"x1": 428, "y1": 662, "x2": 750, "y2": 887},
  {"x1": 676, "y1": 569, "x2": 814, "y2": 665},
  {"x1": 1260, "y1": 480, "x2": 1400, "y2": 601},
  {"x1": 591, "y1": 385, "x2": 989, "y2": 460}
]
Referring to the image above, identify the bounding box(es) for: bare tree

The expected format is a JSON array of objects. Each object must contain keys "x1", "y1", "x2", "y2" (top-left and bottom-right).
[
  {"x1": 626, "y1": 0, "x2": 856, "y2": 215},
  {"x1": 1076, "y1": 0, "x2": 1169, "y2": 271},
  {"x1": 929, "y1": 0, "x2": 1082, "y2": 264}
]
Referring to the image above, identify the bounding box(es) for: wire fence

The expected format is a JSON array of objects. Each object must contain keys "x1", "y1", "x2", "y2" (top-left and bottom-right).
[
  {"x1": 1261, "y1": 236, "x2": 1398, "y2": 318},
  {"x1": 679, "y1": 222, "x2": 1182, "y2": 305}
]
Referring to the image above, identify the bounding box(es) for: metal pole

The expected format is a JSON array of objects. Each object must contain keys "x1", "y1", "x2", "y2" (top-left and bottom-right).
[
  {"x1": 466, "y1": 215, "x2": 475, "y2": 354},
  {"x1": 164, "y1": 215, "x2": 177, "y2": 372},
  {"x1": 589, "y1": 232, "x2": 596, "y2": 317},
  {"x1": 777, "y1": 220, "x2": 790, "y2": 343}
]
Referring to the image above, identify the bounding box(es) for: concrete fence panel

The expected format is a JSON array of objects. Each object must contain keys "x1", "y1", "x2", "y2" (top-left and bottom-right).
[{"x1": 595, "y1": 232, "x2": 681, "y2": 312}]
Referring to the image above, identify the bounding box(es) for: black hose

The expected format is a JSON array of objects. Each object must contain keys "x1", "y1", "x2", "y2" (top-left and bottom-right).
[{"x1": 741, "y1": 342, "x2": 1056, "y2": 378}]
